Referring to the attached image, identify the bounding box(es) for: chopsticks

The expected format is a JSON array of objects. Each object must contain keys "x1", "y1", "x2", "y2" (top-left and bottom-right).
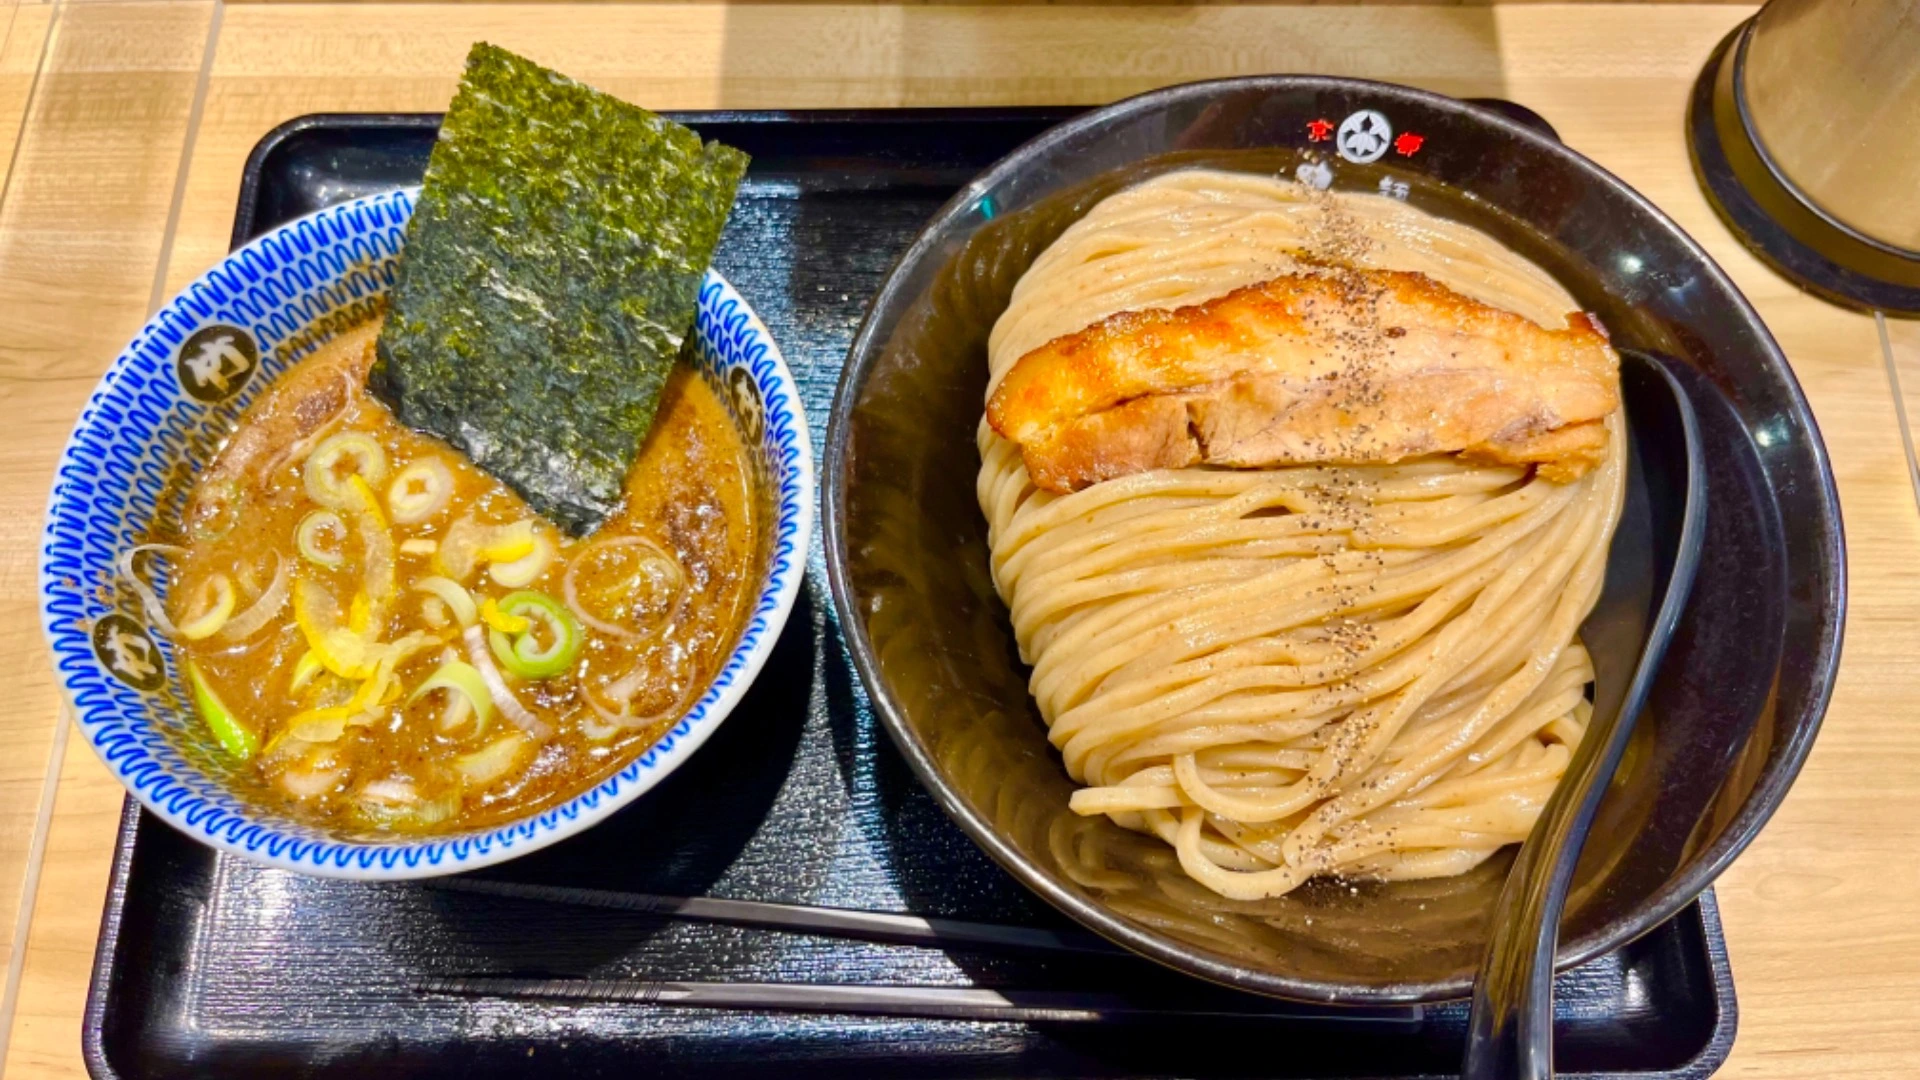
[
  {"x1": 413, "y1": 975, "x2": 1426, "y2": 1026},
  {"x1": 431, "y1": 876, "x2": 1123, "y2": 957},
  {"x1": 423, "y1": 879, "x2": 1428, "y2": 1026}
]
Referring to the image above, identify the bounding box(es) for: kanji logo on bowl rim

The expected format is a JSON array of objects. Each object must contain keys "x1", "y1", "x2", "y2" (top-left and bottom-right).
[
  {"x1": 92, "y1": 614, "x2": 164, "y2": 692},
  {"x1": 175, "y1": 323, "x2": 259, "y2": 403}
]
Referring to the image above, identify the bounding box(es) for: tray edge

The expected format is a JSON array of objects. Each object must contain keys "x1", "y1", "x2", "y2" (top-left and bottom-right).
[{"x1": 85, "y1": 106, "x2": 1743, "y2": 1080}]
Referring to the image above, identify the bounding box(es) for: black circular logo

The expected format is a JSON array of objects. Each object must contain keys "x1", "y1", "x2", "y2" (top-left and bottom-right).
[
  {"x1": 726, "y1": 366, "x2": 764, "y2": 445},
  {"x1": 92, "y1": 613, "x2": 164, "y2": 692},
  {"x1": 175, "y1": 324, "x2": 259, "y2": 403}
]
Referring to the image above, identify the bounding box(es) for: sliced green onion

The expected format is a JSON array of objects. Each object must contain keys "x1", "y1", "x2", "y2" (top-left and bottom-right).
[
  {"x1": 387, "y1": 457, "x2": 454, "y2": 524},
  {"x1": 303, "y1": 431, "x2": 388, "y2": 511},
  {"x1": 407, "y1": 659, "x2": 495, "y2": 729},
  {"x1": 176, "y1": 574, "x2": 236, "y2": 641},
  {"x1": 454, "y1": 732, "x2": 529, "y2": 787},
  {"x1": 485, "y1": 590, "x2": 583, "y2": 679},
  {"x1": 186, "y1": 658, "x2": 256, "y2": 760},
  {"x1": 426, "y1": 648, "x2": 470, "y2": 729},
  {"x1": 295, "y1": 510, "x2": 347, "y2": 569},
  {"x1": 415, "y1": 576, "x2": 478, "y2": 628},
  {"x1": 488, "y1": 532, "x2": 554, "y2": 587}
]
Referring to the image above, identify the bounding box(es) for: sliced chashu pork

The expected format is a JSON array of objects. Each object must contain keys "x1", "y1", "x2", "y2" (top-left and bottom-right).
[{"x1": 986, "y1": 267, "x2": 1620, "y2": 493}]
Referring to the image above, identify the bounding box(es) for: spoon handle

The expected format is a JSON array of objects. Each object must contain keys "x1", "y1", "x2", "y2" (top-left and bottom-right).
[
  {"x1": 1461, "y1": 702, "x2": 1631, "y2": 1079},
  {"x1": 1463, "y1": 353, "x2": 1707, "y2": 1080}
]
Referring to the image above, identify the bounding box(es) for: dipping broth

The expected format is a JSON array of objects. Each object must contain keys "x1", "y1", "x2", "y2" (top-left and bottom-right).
[{"x1": 155, "y1": 320, "x2": 760, "y2": 835}]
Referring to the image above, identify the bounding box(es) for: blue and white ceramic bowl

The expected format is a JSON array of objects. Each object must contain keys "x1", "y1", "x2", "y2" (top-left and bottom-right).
[{"x1": 39, "y1": 189, "x2": 813, "y2": 880}]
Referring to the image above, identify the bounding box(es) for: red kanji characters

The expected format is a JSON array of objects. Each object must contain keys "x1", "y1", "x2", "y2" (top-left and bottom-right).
[
  {"x1": 1393, "y1": 132, "x2": 1425, "y2": 157},
  {"x1": 1306, "y1": 118, "x2": 1334, "y2": 142}
]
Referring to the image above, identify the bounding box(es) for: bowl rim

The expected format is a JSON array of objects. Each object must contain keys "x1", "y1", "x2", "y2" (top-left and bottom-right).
[
  {"x1": 823, "y1": 74, "x2": 1845, "y2": 1002},
  {"x1": 39, "y1": 188, "x2": 815, "y2": 881}
]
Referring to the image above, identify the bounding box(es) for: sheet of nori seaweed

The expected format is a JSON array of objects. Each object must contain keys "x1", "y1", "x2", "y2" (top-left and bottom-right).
[{"x1": 369, "y1": 43, "x2": 750, "y2": 536}]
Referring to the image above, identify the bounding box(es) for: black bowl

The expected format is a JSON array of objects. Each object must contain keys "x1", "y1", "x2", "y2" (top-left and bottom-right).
[{"x1": 823, "y1": 77, "x2": 1845, "y2": 1002}]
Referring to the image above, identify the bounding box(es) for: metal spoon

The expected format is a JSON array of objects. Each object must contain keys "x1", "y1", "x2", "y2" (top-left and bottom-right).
[{"x1": 1464, "y1": 350, "x2": 1708, "y2": 1080}]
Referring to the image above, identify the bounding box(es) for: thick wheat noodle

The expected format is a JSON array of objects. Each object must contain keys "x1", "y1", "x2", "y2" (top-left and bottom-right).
[{"x1": 977, "y1": 170, "x2": 1626, "y2": 900}]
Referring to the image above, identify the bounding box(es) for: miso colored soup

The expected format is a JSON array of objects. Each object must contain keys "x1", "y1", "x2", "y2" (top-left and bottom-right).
[{"x1": 151, "y1": 320, "x2": 761, "y2": 835}]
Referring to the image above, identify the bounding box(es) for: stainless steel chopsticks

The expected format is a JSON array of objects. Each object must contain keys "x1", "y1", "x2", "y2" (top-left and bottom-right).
[
  {"x1": 430, "y1": 876, "x2": 1122, "y2": 956},
  {"x1": 414, "y1": 975, "x2": 1426, "y2": 1026}
]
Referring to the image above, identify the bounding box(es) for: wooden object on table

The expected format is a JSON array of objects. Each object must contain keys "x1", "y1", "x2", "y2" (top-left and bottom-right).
[{"x1": 2, "y1": 4, "x2": 1915, "y2": 1078}]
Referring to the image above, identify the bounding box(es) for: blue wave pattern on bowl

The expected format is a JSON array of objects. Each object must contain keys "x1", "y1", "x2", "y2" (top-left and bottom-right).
[{"x1": 39, "y1": 189, "x2": 812, "y2": 878}]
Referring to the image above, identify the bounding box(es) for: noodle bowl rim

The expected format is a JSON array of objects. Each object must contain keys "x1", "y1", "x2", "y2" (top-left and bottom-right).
[{"x1": 822, "y1": 76, "x2": 1843, "y2": 1002}]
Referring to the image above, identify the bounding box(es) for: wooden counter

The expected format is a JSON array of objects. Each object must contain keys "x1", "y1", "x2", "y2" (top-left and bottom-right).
[{"x1": 2, "y1": 3, "x2": 1913, "y2": 1076}]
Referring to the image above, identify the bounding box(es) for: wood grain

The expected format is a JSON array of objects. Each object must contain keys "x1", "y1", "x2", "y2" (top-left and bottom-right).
[
  {"x1": 0, "y1": 4, "x2": 215, "y2": 1074},
  {"x1": 0, "y1": 0, "x2": 56, "y2": 1026},
  {"x1": 6, "y1": 3, "x2": 1919, "y2": 1078}
]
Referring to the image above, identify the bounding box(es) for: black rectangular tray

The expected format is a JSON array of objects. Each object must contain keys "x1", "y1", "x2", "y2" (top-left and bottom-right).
[{"x1": 84, "y1": 108, "x2": 1736, "y2": 1079}]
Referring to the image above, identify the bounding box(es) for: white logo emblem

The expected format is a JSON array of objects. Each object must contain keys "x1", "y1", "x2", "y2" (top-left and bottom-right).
[
  {"x1": 183, "y1": 334, "x2": 251, "y2": 394},
  {"x1": 92, "y1": 613, "x2": 164, "y2": 691},
  {"x1": 104, "y1": 625, "x2": 157, "y2": 682},
  {"x1": 1336, "y1": 110, "x2": 1393, "y2": 164},
  {"x1": 176, "y1": 324, "x2": 260, "y2": 403}
]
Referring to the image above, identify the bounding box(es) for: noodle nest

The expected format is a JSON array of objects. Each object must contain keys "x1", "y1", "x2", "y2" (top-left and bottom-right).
[{"x1": 977, "y1": 170, "x2": 1625, "y2": 901}]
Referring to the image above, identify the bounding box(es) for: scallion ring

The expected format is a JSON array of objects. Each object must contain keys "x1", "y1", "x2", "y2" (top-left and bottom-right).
[
  {"x1": 488, "y1": 532, "x2": 554, "y2": 587},
  {"x1": 176, "y1": 574, "x2": 237, "y2": 640},
  {"x1": 407, "y1": 659, "x2": 496, "y2": 729},
  {"x1": 387, "y1": 457, "x2": 454, "y2": 524},
  {"x1": 303, "y1": 431, "x2": 388, "y2": 511},
  {"x1": 295, "y1": 510, "x2": 348, "y2": 569},
  {"x1": 414, "y1": 576, "x2": 479, "y2": 629},
  {"x1": 484, "y1": 590, "x2": 583, "y2": 679}
]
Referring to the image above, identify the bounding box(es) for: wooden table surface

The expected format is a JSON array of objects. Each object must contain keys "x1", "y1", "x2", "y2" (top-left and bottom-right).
[{"x1": 3, "y1": 2, "x2": 1917, "y2": 1076}]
